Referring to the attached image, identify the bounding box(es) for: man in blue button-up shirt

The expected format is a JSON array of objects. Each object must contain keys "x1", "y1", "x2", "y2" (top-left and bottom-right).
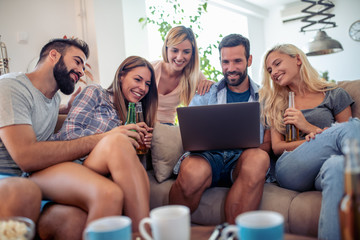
[{"x1": 169, "y1": 34, "x2": 271, "y2": 224}]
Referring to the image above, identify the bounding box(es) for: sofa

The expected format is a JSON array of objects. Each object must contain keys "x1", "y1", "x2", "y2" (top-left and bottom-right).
[
  {"x1": 54, "y1": 79, "x2": 359, "y2": 238},
  {"x1": 141, "y1": 80, "x2": 360, "y2": 238}
]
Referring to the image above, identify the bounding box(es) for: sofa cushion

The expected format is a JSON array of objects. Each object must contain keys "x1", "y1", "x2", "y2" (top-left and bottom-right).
[
  {"x1": 338, "y1": 80, "x2": 360, "y2": 118},
  {"x1": 288, "y1": 191, "x2": 321, "y2": 237},
  {"x1": 148, "y1": 168, "x2": 321, "y2": 237},
  {"x1": 151, "y1": 123, "x2": 184, "y2": 182}
]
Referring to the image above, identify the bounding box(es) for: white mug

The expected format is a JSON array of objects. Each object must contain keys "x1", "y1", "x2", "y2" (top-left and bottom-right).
[
  {"x1": 139, "y1": 205, "x2": 190, "y2": 240},
  {"x1": 83, "y1": 216, "x2": 132, "y2": 240},
  {"x1": 221, "y1": 210, "x2": 284, "y2": 240}
]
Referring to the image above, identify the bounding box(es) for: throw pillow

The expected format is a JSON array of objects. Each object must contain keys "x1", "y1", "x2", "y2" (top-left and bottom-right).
[{"x1": 151, "y1": 123, "x2": 184, "y2": 183}]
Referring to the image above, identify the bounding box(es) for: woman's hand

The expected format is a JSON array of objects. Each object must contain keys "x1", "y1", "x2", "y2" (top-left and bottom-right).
[
  {"x1": 143, "y1": 132, "x2": 153, "y2": 148},
  {"x1": 136, "y1": 122, "x2": 153, "y2": 148},
  {"x1": 305, "y1": 127, "x2": 328, "y2": 141},
  {"x1": 196, "y1": 79, "x2": 214, "y2": 95},
  {"x1": 284, "y1": 108, "x2": 318, "y2": 134}
]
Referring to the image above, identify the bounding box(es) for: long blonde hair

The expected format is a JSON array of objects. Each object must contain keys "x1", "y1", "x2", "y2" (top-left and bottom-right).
[
  {"x1": 107, "y1": 56, "x2": 158, "y2": 127},
  {"x1": 259, "y1": 44, "x2": 336, "y2": 135},
  {"x1": 162, "y1": 26, "x2": 200, "y2": 106}
]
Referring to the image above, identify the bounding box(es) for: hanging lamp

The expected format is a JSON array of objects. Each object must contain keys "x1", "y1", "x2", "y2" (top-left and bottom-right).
[
  {"x1": 300, "y1": 0, "x2": 343, "y2": 56},
  {"x1": 304, "y1": 29, "x2": 343, "y2": 56}
]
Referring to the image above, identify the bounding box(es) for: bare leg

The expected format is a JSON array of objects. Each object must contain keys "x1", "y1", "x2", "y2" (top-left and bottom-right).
[
  {"x1": 0, "y1": 177, "x2": 42, "y2": 223},
  {"x1": 37, "y1": 204, "x2": 86, "y2": 240},
  {"x1": 169, "y1": 156, "x2": 212, "y2": 213},
  {"x1": 30, "y1": 162, "x2": 123, "y2": 225},
  {"x1": 83, "y1": 133, "x2": 150, "y2": 231},
  {"x1": 225, "y1": 148, "x2": 269, "y2": 223}
]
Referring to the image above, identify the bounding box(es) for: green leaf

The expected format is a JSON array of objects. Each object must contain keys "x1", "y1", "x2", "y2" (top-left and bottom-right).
[{"x1": 203, "y1": 2, "x2": 208, "y2": 12}]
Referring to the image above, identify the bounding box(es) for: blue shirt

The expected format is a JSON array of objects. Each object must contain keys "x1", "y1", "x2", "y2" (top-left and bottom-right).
[
  {"x1": 227, "y1": 87, "x2": 250, "y2": 103},
  {"x1": 190, "y1": 77, "x2": 265, "y2": 144}
]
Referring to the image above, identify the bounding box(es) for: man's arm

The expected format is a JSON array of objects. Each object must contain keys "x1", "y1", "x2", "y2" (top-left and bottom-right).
[
  {"x1": 259, "y1": 129, "x2": 271, "y2": 154},
  {"x1": 0, "y1": 124, "x2": 104, "y2": 173}
]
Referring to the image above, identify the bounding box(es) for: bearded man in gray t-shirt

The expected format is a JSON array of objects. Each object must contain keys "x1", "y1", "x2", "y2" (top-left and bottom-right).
[{"x1": 0, "y1": 38, "x2": 149, "y2": 239}]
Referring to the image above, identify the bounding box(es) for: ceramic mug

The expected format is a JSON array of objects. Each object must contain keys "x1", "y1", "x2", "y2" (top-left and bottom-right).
[
  {"x1": 139, "y1": 205, "x2": 190, "y2": 240},
  {"x1": 221, "y1": 210, "x2": 284, "y2": 240},
  {"x1": 83, "y1": 216, "x2": 132, "y2": 240}
]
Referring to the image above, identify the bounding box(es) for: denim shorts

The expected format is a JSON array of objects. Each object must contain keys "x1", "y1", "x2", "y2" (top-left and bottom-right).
[{"x1": 190, "y1": 150, "x2": 242, "y2": 187}]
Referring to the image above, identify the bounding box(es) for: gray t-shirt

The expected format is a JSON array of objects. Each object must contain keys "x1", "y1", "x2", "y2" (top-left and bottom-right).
[
  {"x1": 300, "y1": 87, "x2": 354, "y2": 138},
  {"x1": 0, "y1": 73, "x2": 61, "y2": 176}
]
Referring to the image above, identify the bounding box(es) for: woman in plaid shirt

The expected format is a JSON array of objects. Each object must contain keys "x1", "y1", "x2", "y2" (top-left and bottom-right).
[{"x1": 54, "y1": 56, "x2": 158, "y2": 231}]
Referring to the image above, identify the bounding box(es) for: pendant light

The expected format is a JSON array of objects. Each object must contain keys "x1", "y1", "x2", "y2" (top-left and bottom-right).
[
  {"x1": 301, "y1": 0, "x2": 343, "y2": 56},
  {"x1": 304, "y1": 29, "x2": 343, "y2": 56}
]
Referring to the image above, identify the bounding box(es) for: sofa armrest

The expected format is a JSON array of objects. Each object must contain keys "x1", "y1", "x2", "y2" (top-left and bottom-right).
[{"x1": 338, "y1": 80, "x2": 360, "y2": 118}]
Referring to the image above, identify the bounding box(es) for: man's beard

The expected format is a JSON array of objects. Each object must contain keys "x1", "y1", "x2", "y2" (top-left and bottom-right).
[
  {"x1": 53, "y1": 57, "x2": 79, "y2": 95},
  {"x1": 224, "y1": 68, "x2": 248, "y2": 87}
]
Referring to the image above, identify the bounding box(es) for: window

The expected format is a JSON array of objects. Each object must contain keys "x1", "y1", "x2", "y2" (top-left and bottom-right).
[{"x1": 145, "y1": 0, "x2": 249, "y2": 80}]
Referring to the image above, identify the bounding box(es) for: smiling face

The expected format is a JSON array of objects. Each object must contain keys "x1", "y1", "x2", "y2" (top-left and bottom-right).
[
  {"x1": 265, "y1": 51, "x2": 302, "y2": 88},
  {"x1": 120, "y1": 66, "x2": 151, "y2": 103},
  {"x1": 221, "y1": 45, "x2": 252, "y2": 87},
  {"x1": 54, "y1": 46, "x2": 86, "y2": 95},
  {"x1": 167, "y1": 39, "x2": 193, "y2": 72}
]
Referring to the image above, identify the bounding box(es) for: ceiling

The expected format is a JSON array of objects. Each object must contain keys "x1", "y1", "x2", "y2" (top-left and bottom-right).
[{"x1": 244, "y1": 0, "x2": 297, "y2": 8}]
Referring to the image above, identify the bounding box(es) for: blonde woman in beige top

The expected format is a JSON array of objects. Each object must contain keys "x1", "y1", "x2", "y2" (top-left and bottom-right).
[{"x1": 152, "y1": 26, "x2": 214, "y2": 124}]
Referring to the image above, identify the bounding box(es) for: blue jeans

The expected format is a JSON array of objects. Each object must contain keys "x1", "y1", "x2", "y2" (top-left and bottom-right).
[{"x1": 275, "y1": 118, "x2": 360, "y2": 240}]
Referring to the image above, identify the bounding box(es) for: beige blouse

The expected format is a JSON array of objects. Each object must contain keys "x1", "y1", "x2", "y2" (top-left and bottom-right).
[{"x1": 152, "y1": 60, "x2": 205, "y2": 124}]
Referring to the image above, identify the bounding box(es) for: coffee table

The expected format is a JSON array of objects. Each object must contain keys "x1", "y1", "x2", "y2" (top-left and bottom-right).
[{"x1": 132, "y1": 226, "x2": 317, "y2": 239}]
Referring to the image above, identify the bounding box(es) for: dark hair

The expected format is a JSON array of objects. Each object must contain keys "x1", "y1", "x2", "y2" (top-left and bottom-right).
[
  {"x1": 107, "y1": 56, "x2": 158, "y2": 127},
  {"x1": 218, "y1": 34, "x2": 250, "y2": 60},
  {"x1": 38, "y1": 38, "x2": 89, "y2": 63}
]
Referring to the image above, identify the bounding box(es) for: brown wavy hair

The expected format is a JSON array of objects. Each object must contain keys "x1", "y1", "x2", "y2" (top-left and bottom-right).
[{"x1": 107, "y1": 56, "x2": 158, "y2": 127}]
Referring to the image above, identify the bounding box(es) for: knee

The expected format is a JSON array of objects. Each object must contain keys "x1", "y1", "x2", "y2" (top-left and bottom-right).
[
  {"x1": 338, "y1": 118, "x2": 360, "y2": 140},
  {"x1": 91, "y1": 182, "x2": 124, "y2": 211},
  {"x1": 237, "y1": 149, "x2": 269, "y2": 184},
  {"x1": 175, "y1": 160, "x2": 211, "y2": 197},
  {"x1": 322, "y1": 155, "x2": 344, "y2": 179},
  {"x1": 99, "y1": 133, "x2": 135, "y2": 155},
  {"x1": 244, "y1": 149, "x2": 270, "y2": 174},
  {"x1": 0, "y1": 178, "x2": 42, "y2": 221},
  {"x1": 1, "y1": 177, "x2": 42, "y2": 207},
  {"x1": 38, "y1": 204, "x2": 87, "y2": 240}
]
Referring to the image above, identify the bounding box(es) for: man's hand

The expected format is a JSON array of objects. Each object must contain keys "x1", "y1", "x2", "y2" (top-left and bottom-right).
[
  {"x1": 110, "y1": 123, "x2": 153, "y2": 149},
  {"x1": 59, "y1": 87, "x2": 82, "y2": 114}
]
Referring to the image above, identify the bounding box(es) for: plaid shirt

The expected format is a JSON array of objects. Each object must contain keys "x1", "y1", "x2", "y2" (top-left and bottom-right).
[{"x1": 53, "y1": 84, "x2": 121, "y2": 141}]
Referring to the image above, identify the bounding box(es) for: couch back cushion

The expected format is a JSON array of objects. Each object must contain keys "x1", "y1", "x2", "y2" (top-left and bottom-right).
[
  {"x1": 338, "y1": 80, "x2": 360, "y2": 118},
  {"x1": 151, "y1": 123, "x2": 184, "y2": 183}
]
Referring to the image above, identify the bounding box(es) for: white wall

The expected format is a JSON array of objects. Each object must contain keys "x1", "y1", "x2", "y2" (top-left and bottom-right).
[
  {"x1": 92, "y1": 0, "x2": 126, "y2": 88},
  {"x1": 263, "y1": 0, "x2": 360, "y2": 82},
  {"x1": 0, "y1": 0, "x2": 100, "y2": 83},
  {"x1": 92, "y1": 0, "x2": 149, "y2": 88},
  {"x1": 0, "y1": 0, "x2": 78, "y2": 72},
  {"x1": 1, "y1": 0, "x2": 358, "y2": 89}
]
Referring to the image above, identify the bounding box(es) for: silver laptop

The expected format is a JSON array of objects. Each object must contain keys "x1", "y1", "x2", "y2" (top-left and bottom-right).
[{"x1": 177, "y1": 102, "x2": 260, "y2": 152}]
